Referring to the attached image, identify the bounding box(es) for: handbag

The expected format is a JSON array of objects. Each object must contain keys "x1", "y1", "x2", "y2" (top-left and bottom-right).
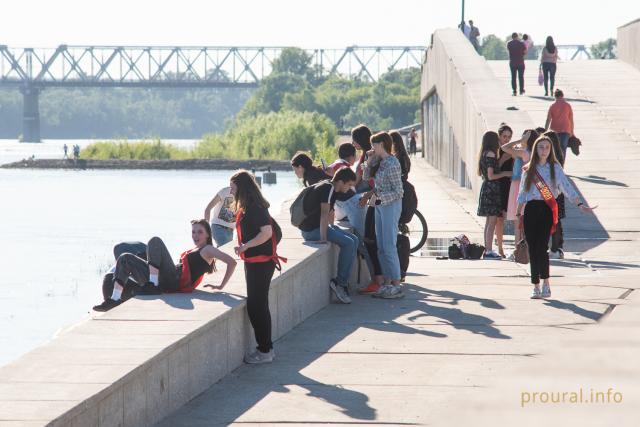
[
  {"x1": 538, "y1": 66, "x2": 544, "y2": 86},
  {"x1": 513, "y1": 238, "x2": 530, "y2": 264}
]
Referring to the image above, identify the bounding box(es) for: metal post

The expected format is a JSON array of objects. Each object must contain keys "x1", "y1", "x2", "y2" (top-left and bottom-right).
[
  {"x1": 460, "y1": 0, "x2": 466, "y2": 32},
  {"x1": 20, "y1": 85, "x2": 41, "y2": 142}
]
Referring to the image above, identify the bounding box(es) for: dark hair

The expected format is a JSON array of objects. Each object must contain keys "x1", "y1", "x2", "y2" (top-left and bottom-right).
[
  {"x1": 291, "y1": 151, "x2": 313, "y2": 169},
  {"x1": 337, "y1": 142, "x2": 356, "y2": 160},
  {"x1": 230, "y1": 170, "x2": 270, "y2": 212},
  {"x1": 370, "y1": 131, "x2": 393, "y2": 154},
  {"x1": 190, "y1": 219, "x2": 215, "y2": 273},
  {"x1": 477, "y1": 131, "x2": 500, "y2": 176},
  {"x1": 351, "y1": 124, "x2": 372, "y2": 151},
  {"x1": 498, "y1": 123, "x2": 513, "y2": 136},
  {"x1": 523, "y1": 34, "x2": 529, "y2": 41},
  {"x1": 332, "y1": 167, "x2": 357, "y2": 184},
  {"x1": 512, "y1": 32, "x2": 518, "y2": 39},
  {"x1": 524, "y1": 129, "x2": 540, "y2": 151},
  {"x1": 523, "y1": 136, "x2": 559, "y2": 192},
  {"x1": 554, "y1": 88, "x2": 564, "y2": 98},
  {"x1": 389, "y1": 130, "x2": 411, "y2": 178},
  {"x1": 546, "y1": 36, "x2": 556, "y2": 54},
  {"x1": 542, "y1": 130, "x2": 564, "y2": 166}
]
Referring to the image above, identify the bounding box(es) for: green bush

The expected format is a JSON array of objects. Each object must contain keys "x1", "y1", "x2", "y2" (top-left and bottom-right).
[{"x1": 81, "y1": 139, "x2": 190, "y2": 160}]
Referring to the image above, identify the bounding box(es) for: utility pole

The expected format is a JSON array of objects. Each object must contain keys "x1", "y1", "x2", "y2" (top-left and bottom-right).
[{"x1": 460, "y1": 0, "x2": 466, "y2": 33}]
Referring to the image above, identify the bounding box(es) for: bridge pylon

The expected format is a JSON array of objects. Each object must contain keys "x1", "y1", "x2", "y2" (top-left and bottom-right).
[{"x1": 19, "y1": 85, "x2": 41, "y2": 143}]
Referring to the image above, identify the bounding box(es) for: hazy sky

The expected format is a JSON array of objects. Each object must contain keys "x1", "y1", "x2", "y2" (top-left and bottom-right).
[{"x1": 1, "y1": 0, "x2": 637, "y2": 48}]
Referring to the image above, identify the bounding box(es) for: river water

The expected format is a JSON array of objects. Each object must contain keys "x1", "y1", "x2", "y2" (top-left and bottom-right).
[{"x1": 0, "y1": 140, "x2": 300, "y2": 366}]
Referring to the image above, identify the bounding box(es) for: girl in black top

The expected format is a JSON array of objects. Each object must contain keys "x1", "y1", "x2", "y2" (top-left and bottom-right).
[
  {"x1": 390, "y1": 131, "x2": 411, "y2": 180},
  {"x1": 230, "y1": 170, "x2": 277, "y2": 364},
  {"x1": 291, "y1": 151, "x2": 330, "y2": 187},
  {"x1": 93, "y1": 220, "x2": 237, "y2": 311},
  {"x1": 496, "y1": 123, "x2": 514, "y2": 257}
]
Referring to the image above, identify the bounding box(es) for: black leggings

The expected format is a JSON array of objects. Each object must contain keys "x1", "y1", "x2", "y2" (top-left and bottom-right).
[
  {"x1": 114, "y1": 236, "x2": 180, "y2": 292},
  {"x1": 523, "y1": 201, "x2": 553, "y2": 284},
  {"x1": 542, "y1": 62, "x2": 557, "y2": 94},
  {"x1": 510, "y1": 63, "x2": 525, "y2": 93},
  {"x1": 245, "y1": 261, "x2": 276, "y2": 353},
  {"x1": 364, "y1": 206, "x2": 382, "y2": 276}
]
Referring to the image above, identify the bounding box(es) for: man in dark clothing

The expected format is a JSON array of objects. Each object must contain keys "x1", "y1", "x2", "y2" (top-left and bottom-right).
[{"x1": 507, "y1": 32, "x2": 526, "y2": 96}]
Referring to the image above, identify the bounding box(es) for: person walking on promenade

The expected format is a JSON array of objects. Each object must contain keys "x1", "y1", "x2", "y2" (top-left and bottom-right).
[
  {"x1": 408, "y1": 128, "x2": 418, "y2": 157},
  {"x1": 231, "y1": 170, "x2": 283, "y2": 364},
  {"x1": 540, "y1": 36, "x2": 559, "y2": 97},
  {"x1": 507, "y1": 32, "x2": 526, "y2": 96},
  {"x1": 469, "y1": 20, "x2": 481, "y2": 52},
  {"x1": 359, "y1": 132, "x2": 405, "y2": 298},
  {"x1": 291, "y1": 152, "x2": 330, "y2": 187},
  {"x1": 477, "y1": 131, "x2": 512, "y2": 259},
  {"x1": 92, "y1": 220, "x2": 237, "y2": 312},
  {"x1": 517, "y1": 136, "x2": 595, "y2": 299},
  {"x1": 522, "y1": 34, "x2": 533, "y2": 55},
  {"x1": 204, "y1": 185, "x2": 236, "y2": 247},
  {"x1": 501, "y1": 129, "x2": 539, "y2": 255},
  {"x1": 63, "y1": 144, "x2": 68, "y2": 159},
  {"x1": 297, "y1": 169, "x2": 359, "y2": 304},
  {"x1": 351, "y1": 124, "x2": 374, "y2": 193},
  {"x1": 495, "y1": 124, "x2": 514, "y2": 258},
  {"x1": 545, "y1": 89, "x2": 574, "y2": 161}
]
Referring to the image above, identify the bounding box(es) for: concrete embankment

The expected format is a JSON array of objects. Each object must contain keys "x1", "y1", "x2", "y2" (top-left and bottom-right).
[{"x1": 1, "y1": 158, "x2": 292, "y2": 171}]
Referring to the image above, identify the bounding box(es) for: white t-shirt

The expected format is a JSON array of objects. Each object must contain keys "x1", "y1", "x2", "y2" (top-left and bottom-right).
[{"x1": 211, "y1": 187, "x2": 236, "y2": 229}]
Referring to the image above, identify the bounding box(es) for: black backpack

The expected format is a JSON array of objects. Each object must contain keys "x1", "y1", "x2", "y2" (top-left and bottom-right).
[{"x1": 399, "y1": 180, "x2": 418, "y2": 224}]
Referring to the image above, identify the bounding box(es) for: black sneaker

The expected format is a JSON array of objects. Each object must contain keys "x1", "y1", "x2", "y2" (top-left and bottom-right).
[
  {"x1": 136, "y1": 282, "x2": 161, "y2": 295},
  {"x1": 93, "y1": 298, "x2": 122, "y2": 312}
]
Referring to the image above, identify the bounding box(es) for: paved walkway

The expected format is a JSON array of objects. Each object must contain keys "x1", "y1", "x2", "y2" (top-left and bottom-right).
[{"x1": 158, "y1": 132, "x2": 638, "y2": 426}]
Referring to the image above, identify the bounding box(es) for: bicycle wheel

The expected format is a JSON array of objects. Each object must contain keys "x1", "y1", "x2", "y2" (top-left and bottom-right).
[{"x1": 406, "y1": 209, "x2": 428, "y2": 253}]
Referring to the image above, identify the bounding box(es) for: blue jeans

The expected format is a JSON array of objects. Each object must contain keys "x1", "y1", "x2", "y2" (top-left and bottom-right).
[
  {"x1": 557, "y1": 132, "x2": 570, "y2": 164},
  {"x1": 301, "y1": 225, "x2": 358, "y2": 287},
  {"x1": 375, "y1": 200, "x2": 402, "y2": 281},
  {"x1": 212, "y1": 224, "x2": 234, "y2": 247}
]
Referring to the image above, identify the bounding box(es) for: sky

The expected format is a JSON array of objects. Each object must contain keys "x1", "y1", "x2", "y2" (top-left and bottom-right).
[{"x1": 0, "y1": 0, "x2": 638, "y2": 48}]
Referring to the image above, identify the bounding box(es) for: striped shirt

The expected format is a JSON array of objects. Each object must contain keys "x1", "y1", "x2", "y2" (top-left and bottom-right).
[
  {"x1": 364, "y1": 155, "x2": 404, "y2": 205},
  {"x1": 517, "y1": 162, "x2": 579, "y2": 204}
]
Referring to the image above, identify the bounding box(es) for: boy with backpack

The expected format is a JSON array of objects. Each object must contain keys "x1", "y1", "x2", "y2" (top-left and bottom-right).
[{"x1": 290, "y1": 168, "x2": 359, "y2": 304}]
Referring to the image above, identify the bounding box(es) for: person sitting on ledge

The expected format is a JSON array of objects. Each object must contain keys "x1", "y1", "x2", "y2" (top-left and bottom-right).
[{"x1": 93, "y1": 219, "x2": 237, "y2": 312}]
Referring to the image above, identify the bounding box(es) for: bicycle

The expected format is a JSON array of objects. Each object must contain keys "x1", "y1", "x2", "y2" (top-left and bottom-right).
[{"x1": 400, "y1": 209, "x2": 428, "y2": 254}]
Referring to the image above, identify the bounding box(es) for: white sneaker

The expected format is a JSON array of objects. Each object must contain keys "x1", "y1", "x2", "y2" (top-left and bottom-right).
[
  {"x1": 549, "y1": 251, "x2": 562, "y2": 259},
  {"x1": 330, "y1": 279, "x2": 351, "y2": 304},
  {"x1": 244, "y1": 349, "x2": 275, "y2": 364},
  {"x1": 380, "y1": 284, "x2": 405, "y2": 299},
  {"x1": 541, "y1": 284, "x2": 551, "y2": 298},
  {"x1": 373, "y1": 284, "x2": 391, "y2": 298}
]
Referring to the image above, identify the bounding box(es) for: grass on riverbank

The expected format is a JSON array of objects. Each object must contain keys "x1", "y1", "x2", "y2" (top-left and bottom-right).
[{"x1": 80, "y1": 111, "x2": 338, "y2": 163}]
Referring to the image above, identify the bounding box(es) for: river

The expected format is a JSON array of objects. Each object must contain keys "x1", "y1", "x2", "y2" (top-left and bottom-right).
[{"x1": 0, "y1": 140, "x2": 300, "y2": 366}]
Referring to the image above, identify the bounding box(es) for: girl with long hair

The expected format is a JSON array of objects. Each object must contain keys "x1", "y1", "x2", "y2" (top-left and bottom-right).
[
  {"x1": 540, "y1": 36, "x2": 559, "y2": 97},
  {"x1": 230, "y1": 170, "x2": 280, "y2": 363},
  {"x1": 516, "y1": 137, "x2": 595, "y2": 298},
  {"x1": 495, "y1": 124, "x2": 514, "y2": 257},
  {"x1": 291, "y1": 151, "x2": 330, "y2": 187},
  {"x1": 93, "y1": 220, "x2": 237, "y2": 311},
  {"x1": 359, "y1": 132, "x2": 404, "y2": 298},
  {"x1": 500, "y1": 129, "x2": 539, "y2": 253},
  {"x1": 351, "y1": 124, "x2": 374, "y2": 193},
  {"x1": 390, "y1": 130, "x2": 411, "y2": 180},
  {"x1": 477, "y1": 131, "x2": 513, "y2": 259}
]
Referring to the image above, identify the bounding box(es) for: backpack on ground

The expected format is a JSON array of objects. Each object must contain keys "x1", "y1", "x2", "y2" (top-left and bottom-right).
[
  {"x1": 399, "y1": 180, "x2": 418, "y2": 224},
  {"x1": 289, "y1": 180, "x2": 331, "y2": 228},
  {"x1": 448, "y1": 244, "x2": 463, "y2": 259},
  {"x1": 466, "y1": 243, "x2": 485, "y2": 259}
]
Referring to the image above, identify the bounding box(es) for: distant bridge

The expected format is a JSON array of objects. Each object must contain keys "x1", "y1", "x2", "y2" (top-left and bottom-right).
[{"x1": 0, "y1": 45, "x2": 425, "y2": 141}]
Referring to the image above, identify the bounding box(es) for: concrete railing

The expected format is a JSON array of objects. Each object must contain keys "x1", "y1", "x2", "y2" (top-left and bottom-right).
[
  {"x1": 618, "y1": 18, "x2": 640, "y2": 70},
  {"x1": 0, "y1": 210, "x2": 368, "y2": 426},
  {"x1": 420, "y1": 29, "x2": 533, "y2": 196}
]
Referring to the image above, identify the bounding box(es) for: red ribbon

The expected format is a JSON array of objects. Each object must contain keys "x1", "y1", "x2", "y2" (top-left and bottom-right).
[{"x1": 235, "y1": 211, "x2": 287, "y2": 271}]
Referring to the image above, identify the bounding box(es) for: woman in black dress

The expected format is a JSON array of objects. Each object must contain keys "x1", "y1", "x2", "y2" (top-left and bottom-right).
[
  {"x1": 477, "y1": 131, "x2": 512, "y2": 259},
  {"x1": 496, "y1": 123, "x2": 514, "y2": 257}
]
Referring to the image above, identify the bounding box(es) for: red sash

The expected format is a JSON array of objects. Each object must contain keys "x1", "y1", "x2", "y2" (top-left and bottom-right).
[
  {"x1": 235, "y1": 211, "x2": 287, "y2": 271},
  {"x1": 533, "y1": 170, "x2": 559, "y2": 235},
  {"x1": 174, "y1": 248, "x2": 206, "y2": 293}
]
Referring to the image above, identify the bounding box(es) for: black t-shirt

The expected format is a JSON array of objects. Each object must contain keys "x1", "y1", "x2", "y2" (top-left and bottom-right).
[
  {"x1": 239, "y1": 203, "x2": 272, "y2": 258},
  {"x1": 299, "y1": 181, "x2": 337, "y2": 232},
  {"x1": 304, "y1": 167, "x2": 330, "y2": 187}
]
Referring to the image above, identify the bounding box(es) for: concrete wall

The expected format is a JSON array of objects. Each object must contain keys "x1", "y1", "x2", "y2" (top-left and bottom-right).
[
  {"x1": 420, "y1": 29, "x2": 533, "y2": 196},
  {"x1": 618, "y1": 18, "x2": 640, "y2": 70},
  {"x1": 0, "y1": 211, "x2": 369, "y2": 426}
]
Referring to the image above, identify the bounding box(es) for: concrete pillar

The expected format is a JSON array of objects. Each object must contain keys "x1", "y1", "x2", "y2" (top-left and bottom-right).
[{"x1": 20, "y1": 86, "x2": 41, "y2": 143}]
